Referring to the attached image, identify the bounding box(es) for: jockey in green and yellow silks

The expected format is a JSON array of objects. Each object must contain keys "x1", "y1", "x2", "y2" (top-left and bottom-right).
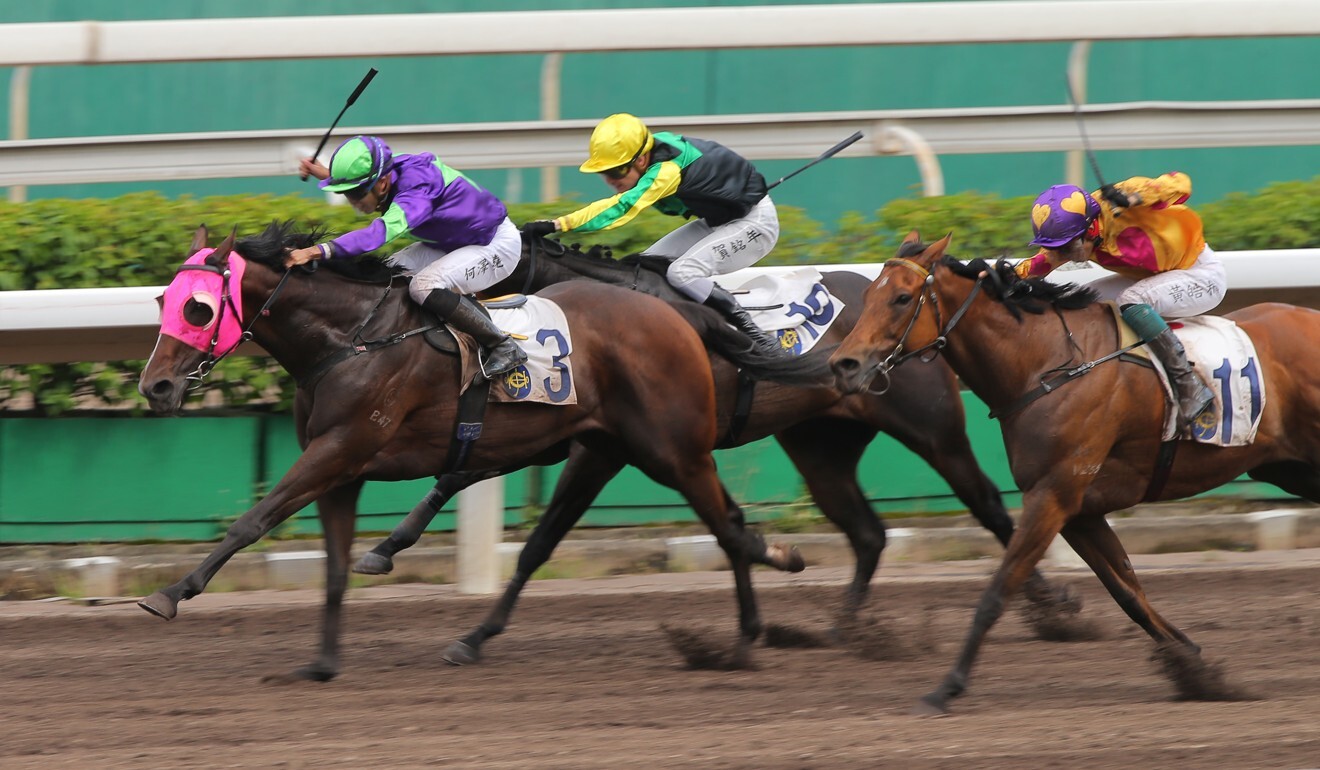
[{"x1": 523, "y1": 114, "x2": 783, "y2": 356}]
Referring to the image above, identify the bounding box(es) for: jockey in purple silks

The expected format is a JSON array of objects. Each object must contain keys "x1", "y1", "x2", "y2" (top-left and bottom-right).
[
  {"x1": 1015, "y1": 174, "x2": 1225, "y2": 429},
  {"x1": 287, "y1": 135, "x2": 527, "y2": 377}
]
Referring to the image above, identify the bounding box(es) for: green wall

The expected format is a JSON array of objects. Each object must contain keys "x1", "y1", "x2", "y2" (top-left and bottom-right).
[
  {"x1": 2, "y1": 1, "x2": 1318, "y2": 225},
  {"x1": 0, "y1": 392, "x2": 1290, "y2": 543}
]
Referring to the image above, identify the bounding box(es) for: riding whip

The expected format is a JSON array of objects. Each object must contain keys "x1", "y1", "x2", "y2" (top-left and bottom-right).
[
  {"x1": 767, "y1": 131, "x2": 864, "y2": 190},
  {"x1": 1064, "y1": 76, "x2": 1109, "y2": 189},
  {"x1": 301, "y1": 67, "x2": 379, "y2": 181}
]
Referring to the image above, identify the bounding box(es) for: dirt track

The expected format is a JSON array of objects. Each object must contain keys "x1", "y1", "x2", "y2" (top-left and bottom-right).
[{"x1": 2, "y1": 556, "x2": 1320, "y2": 770}]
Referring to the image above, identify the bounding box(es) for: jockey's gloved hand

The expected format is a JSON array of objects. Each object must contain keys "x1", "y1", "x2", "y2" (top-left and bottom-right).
[
  {"x1": 523, "y1": 220, "x2": 558, "y2": 238},
  {"x1": 1100, "y1": 184, "x2": 1134, "y2": 210}
]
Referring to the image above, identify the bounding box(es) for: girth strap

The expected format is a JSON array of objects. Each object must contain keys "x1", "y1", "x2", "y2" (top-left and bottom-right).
[
  {"x1": 717, "y1": 370, "x2": 758, "y2": 449},
  {"x1": 440, "y1": 376, "x2": 493, "y2": 475},
  {"x1": 1141, "y1": 439, "x2": 1180, "y2": 502}
]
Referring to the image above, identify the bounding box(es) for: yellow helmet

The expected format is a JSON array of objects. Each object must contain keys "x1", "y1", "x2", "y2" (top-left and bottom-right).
[{"x1": 579, "y1": 113, "x2": 655, "y2": 173}]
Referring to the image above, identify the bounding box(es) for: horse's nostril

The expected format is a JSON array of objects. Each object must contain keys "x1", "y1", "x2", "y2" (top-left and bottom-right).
[
  {"x1": 833, "y1": 358, "x2": 859, "y2": 373},
  {"x1": 150, "y1": 379, "x2": 175, "y2": 397}
]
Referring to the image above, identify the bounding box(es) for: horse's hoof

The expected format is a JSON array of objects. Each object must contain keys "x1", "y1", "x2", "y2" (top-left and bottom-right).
[
  {"x1": 261, "y1": 664, "x2": 336, "y2": 685},
  {"x1": 769, "y1": 543, "x2": 806, "y2": 573},
  {"x1": 443, "y1": 641, "x2": 480, "y2": 666},
  {"x1": 911, "y1": 693, "x2": 950, "y2": 718},
  {"x1": 138, "y1": 591, "x2": 178, "y2": 621},
  {"x1": 352, "y1": 551, "x2": 394, "y2": 575}
]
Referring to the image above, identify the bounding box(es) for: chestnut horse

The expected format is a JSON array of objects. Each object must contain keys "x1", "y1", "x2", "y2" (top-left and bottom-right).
[
  {"x1": 357, "y1": 234, "x2": 1079, "y2": 666},
  {"x1": 831, "y1": 232, "x2": 1320, "y2": 715},
  {"x1": 137, "y1": 223, "x2": 821, "y2": 680}
]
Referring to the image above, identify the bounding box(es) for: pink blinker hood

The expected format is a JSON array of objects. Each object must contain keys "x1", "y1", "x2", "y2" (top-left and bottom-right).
[{"x1": 159, "y1": 248, "x2": 249, "y2": 355}]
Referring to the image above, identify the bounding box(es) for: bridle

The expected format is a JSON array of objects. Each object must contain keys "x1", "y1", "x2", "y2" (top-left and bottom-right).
[
  {"x1": 860, "y1": 256, "x2": 984, "y2": 395},
  {"x1": 174, "y1": 260, "x2": 294, "y2": 389}
]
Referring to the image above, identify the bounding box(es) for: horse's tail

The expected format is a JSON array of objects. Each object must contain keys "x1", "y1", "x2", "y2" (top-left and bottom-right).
[{"x1": 667, "y1": 301, "x2": 834, "y2": 388}]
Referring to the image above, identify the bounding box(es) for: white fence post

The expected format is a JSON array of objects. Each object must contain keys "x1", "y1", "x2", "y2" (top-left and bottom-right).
[{"x1": 457, "y1": 477, "x2": 505, "y2": 594}]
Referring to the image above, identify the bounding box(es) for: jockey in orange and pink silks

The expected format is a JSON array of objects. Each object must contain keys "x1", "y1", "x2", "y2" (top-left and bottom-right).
[
  {"x1": 158, "y1": 247, "x2": 248, "y2": 358},
  {"x1": 1013, "y1": 172, "x2": 1226, "y2": 431}
]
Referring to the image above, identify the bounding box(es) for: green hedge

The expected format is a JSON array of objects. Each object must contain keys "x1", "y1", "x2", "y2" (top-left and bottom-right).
[{"x1": 4, "y1": 178, "x2": 1319, "y2": 414}]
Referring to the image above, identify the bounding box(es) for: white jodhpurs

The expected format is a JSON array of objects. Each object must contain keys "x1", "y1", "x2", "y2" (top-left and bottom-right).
[
  {"x1": 646, "y1": 196, "x2": 780, "y2": 302},
  {"x1": 388, "y1": 217, "x2": 522, "y2": 303},
  {"x1": 1086, "y1": 245, "x2": 1226, "y2": 318}
]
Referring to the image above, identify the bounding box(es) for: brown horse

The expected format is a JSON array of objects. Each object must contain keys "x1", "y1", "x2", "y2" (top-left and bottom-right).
[
  {"x1": 830, "y1": 232, "x2": 1320, "y2": 715},
  {"x1": 136, "y1": 223, "x2": 820, "y2": 680},
  {"x1": 355, "y1": 234, "x2": 1081, "y2": 666}
]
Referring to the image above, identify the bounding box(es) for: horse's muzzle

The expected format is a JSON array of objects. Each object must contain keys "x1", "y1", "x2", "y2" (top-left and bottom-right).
[
  {"x1": 140, "y1": 376, "x2": 185, "y2": 415},
  {"x1": 830, "y1": 354, "x2": 877, "y2": 395}
]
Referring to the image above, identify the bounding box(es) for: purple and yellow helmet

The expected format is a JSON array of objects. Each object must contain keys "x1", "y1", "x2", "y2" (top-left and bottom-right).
[
  {"x1": 320, "y1": 135, "x2": 393, "y2": 194},
  {"x1": 1028, "y1": 184, "x2": 1100, "y2": 248}
]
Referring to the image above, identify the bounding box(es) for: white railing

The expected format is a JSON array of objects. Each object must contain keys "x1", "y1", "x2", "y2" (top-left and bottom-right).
[
  {"x1": 2, "y1": 2, "x2": 1317, "y2": 66},
  {"x1": 3, "y1": 100, "x2": 1318, "y2": 198},
  {"x1": 5, "y1": 250, "x2": 1319, "y2": 366}
]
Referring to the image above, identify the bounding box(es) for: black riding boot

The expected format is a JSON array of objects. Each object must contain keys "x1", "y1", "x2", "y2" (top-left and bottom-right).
[
  {"x1": 422, "y1": 290, "x2": 527, "y2": 378},
  {"x1": 1146, "y1": 327, "x2": 1215, "y2": 430},
  {"x1": 703, "y1": 285, "x2": 784, "y2": 357}
]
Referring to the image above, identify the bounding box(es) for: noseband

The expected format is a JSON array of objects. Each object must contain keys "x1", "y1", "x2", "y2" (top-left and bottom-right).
[{"x1": 862, "y1": 257, "x2": 984, "y2": 395}]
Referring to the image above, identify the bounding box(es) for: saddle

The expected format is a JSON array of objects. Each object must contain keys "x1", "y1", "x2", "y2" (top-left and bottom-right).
[{"x1": 420, "y1": 293, "x2": 529, "y2": 356}]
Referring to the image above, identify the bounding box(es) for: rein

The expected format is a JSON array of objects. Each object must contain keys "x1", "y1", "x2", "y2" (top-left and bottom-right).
[
  {"x1": 299, "y1": 279, "x2": 439, "y2": 390},
  {"x1": 176, "y1": 262, "x2": 293, "y2": 390},
  {"x1": 987, "y1": 304, "x2": 1145, "y2": 419}
]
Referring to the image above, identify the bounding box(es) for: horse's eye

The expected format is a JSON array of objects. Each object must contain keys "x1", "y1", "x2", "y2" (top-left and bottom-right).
[
  {"x1": 893, "y1": 293, "x2": 913, "y2": 306},
  {"x1": 183, "y1": 295, "x2": 217, "y2": 329}
]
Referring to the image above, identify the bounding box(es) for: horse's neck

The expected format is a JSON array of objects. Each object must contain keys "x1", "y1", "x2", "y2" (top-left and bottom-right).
[
  {"x1": 936, "y1": 283, "x2": 1110, "y2": 410},
  {"x1": 242, "y1": 270, "x2": 414, "y2": 379}
]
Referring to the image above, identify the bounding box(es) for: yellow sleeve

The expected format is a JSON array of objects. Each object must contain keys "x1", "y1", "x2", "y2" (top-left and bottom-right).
[
  {"x1": 1114, "y1": 172, "x2": 1193, "y2": 209},
  {"x1": 556, "y1": 161, "x2": 683, "y2": 233}
]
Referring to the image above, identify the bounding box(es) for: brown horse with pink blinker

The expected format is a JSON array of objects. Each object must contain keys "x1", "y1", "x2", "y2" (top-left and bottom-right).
[
  {"x1": 137, "y1": 223, "x2": 820, "y2": 681},
  {"x1": 831, "y1": 232, "x2": 1320, "y2": 715}
]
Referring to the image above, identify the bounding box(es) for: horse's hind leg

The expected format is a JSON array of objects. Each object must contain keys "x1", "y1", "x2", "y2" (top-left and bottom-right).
[
  {"x1": 353, "y1": 469, "x2": 504, "y2": 575},
  {"x1": 444, "y1": 444, "x2": 625, "y2": 665},
  {"x1": 264, "y1": 479, "x2": 365, "y2": 684},
  {"x1": 1060, "y1": 514, "x2": 1197, "y2": 650},
  {"x1": 776, "y1": 418, "x2": 884, "y2": 619}
]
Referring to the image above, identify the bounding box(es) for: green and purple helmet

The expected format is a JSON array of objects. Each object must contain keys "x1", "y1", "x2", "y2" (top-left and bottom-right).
[{"x1": 320, "y1": 135, "x2": 393, "y2": 194}]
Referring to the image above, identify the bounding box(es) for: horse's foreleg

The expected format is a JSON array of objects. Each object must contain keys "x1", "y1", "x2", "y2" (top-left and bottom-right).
[
  {"x1": 884, "y1": 405, "x2": 1078, "y2": 616},
  {"x1": 445, "y1": 445, "x2": 625, "y2": 665},
  {"x1": 1061, "y1": 515, "x2": 1197, "y2": 650},
  {"x1": 776, "y1": 420, "x2": 883, "y2": 620},
  {"x1": 263, "y1": 480, "x2": 365, "y2": 685},
  {"x1": 916, "y1": 484, "x2": 1073, "y2": 716},
  {"x1": 139, "y1": 439, "x2": 361, "y2": 621},
  {"x1": 353, "y1": 470, "x2": 502, "y2": 575}
]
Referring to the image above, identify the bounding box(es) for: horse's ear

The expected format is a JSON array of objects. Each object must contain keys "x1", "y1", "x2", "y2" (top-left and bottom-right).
[
  {"x1": 208, "y1": 228, "x2": 237, "y2": 266},
  {"x1": 902, "y1": 230, "x2": 922, "y2": 245},
  {"x1": 921, "y1": 232, "x2": 953, "y2": 262},
  {"x1": 190, "y1": 225, "x2": 209, "y2": 254}
]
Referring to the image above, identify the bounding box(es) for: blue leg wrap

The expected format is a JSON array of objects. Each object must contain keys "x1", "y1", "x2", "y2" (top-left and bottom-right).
[{"x1": 1120, "y1": 303, "x2": 1168, "y2": 342}]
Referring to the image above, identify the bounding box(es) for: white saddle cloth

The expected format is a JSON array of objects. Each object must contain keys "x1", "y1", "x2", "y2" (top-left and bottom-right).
[
  {"x1": 1155, "y1": 316, "x2": 1266, "y2": 446},
  {"x1": 718, "y1": 267, "x2": 846, "y2": 356},
  {"x1": 475, "y1": 296, "x2": 578, "y2": 406}
]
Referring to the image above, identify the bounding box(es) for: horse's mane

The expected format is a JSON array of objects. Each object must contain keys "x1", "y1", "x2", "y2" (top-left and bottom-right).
[
  {"x1": 233, "y1": 221, "x2": 401, "y2": 284},
  {"x1": 935, "y1": 253, "x2": 1099, "y2": 319}
]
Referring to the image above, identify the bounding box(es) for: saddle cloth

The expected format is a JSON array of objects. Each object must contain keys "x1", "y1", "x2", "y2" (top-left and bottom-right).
[
  {"x1": 718, "y1": 267, "x2": 846, "y2": 356},
  {"x1": 1113, "y1": 305, "x2": 1266, "y2": 446},
  {"x1": 456, "y1": 295, "x2": 578, "y2": 405}
]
